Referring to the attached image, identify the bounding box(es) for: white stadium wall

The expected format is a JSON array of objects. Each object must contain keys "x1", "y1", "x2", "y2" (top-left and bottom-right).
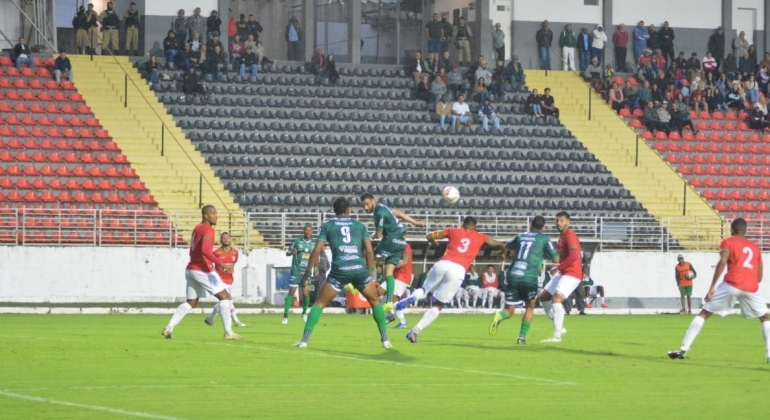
[{"x1": 1, "y1": 247, "x2": 769, "y2": 304}]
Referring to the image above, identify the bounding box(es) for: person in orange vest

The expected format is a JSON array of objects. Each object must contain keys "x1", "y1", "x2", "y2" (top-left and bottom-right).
[{"x1": 675, "y1": 254, "x2": 697, "y2": 314}]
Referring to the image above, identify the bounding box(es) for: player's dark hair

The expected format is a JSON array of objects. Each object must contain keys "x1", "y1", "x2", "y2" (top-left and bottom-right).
[
  {"x1": 555, "y1": 211, "x2": 570, "y2": 220},
  {"x1": 462, "y1": 216, "x2": 477, "y2": 228},
  {"x1": 220, "y1": 232, "x2": 230, "y2": 239},
  {"x1": 731, "y1": 218, "x2": 747, "y2": 234},
  {"x1": 531, "y1": 215, "x2": 546, "y2": 231},
  {"x1": 201, "y1": 204, "x2": 215, "y2": 216},
  {"x1": 333, "y1": 197, "x2": 350, "y2": 216},
  {"x1": 360, "y1": 192, "x2": 374, "y2": 202},
  {"x1": 304, "y1": 224, "x2": 313, "y2": 229}
]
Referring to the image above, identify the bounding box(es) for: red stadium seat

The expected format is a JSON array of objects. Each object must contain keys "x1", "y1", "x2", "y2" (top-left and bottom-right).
[
  {"x1": 107, "y1": 193, "x2": 123, "y2": 203},
  {"x1": 70, "y1": 117, "x2": 85, "y2": 127},
  {"x1": 114, "y1": 154, "x2": 128, "y2": 164},
  {"x1": 733, "y1": 167, "x2": 746, "y2": 176},
  {"x1": 82, "y1": 179, "x2": 97, "y2": 190},
  {"x1": 81, "y1": 153, "x2": 96, "y2": 164},
  {"x1": 89, "y1": 141, "x2": 104, "y2": 151},
  {"x1": 65, "y1": 179, "x2": 80, "y2": 189},
  {"x1": 23, "y1": 191, "x2": 40, "y2": 202},
  {"x1": 115, "y1": 180, "x2": 130, "y2": 190},
  {"x1": 124, "y1": 193, "x2": 139, "y2": 204},
  {"x1": 666, "y1": 154, "x2": 679, "y2": 163},
  {"x1": 680, "y1": 155, "x2": 692, "y2": 163},
  {"x1": 122, "y1": 167, "x2": 137, "y2": 177},
  {"x1": 677, "y1": 165, "x2": 691, "y2": 174},
  {"x1": 98, "y1": 180, "x2": 114, "y2": 190},
  {"x1": 88, "y1": 167, "x2": 104, "y2": 177},
  {"x1": 91, "y1": 192, "x2": 106, "y2": 203},
  {"x1": 72, "y1": 166, "x2": 87, "y2": 177},
  {"x1": 701, "y1": 190, "x2": 715, "y2": 199},
  {"x1": 22, "y1": 165, "x2": 38, "y2": 176},
  {"x1": 140, "y1": 194, "x2": 156, "y2": 204},
  {"x1": 104, "y1": 141, "x2": 119, "y2": 151},
  {"x1": 641, "y1": 131, "x2": 654, "y2": 139},
  {"x1": 105, "y1": 167, "x2": 121, "y2": 177}
]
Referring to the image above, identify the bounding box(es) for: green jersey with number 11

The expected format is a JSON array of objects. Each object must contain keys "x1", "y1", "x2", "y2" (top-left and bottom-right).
[
  {"x1": 506, "y1": 231, "x2": 558, "y2": 284},
  {"x1": 318, "y1": 217, "x2": 370, "y2": 277}
]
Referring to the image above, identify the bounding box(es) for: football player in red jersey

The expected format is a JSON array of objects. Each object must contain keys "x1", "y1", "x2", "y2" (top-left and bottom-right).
[
  {"x1": 204, "y1": 232, "x2": 246, "y2": 327},
  {"x1": 394, "y1": 216, "x2": 505, "y2": 343},
  {"x1": 162, "y1": 205, "x2": 240, "y2": 340},
  {"x1": 668, "y1": 218, "x2": 769, "y2": 362}
]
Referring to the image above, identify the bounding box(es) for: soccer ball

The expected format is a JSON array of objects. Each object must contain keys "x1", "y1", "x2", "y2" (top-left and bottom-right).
[
  {"x1": 686, "y1": 271, "x2": 695, "y2": 279},
  {"x1": 442, "y1": 185, "x2": 460, "y2": 204}
]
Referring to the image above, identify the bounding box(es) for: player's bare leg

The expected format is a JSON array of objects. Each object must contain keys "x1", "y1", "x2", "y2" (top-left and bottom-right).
[
  {"x1": 597, "y1": 286, "x2": 607, "y2": 308},
  {"x1": 760, "y1": 315, "x2": 770, "y2": 363},
  {"x1": 679, "y1": 295, "x2": 686, "y2": 314},
  {"x1": 283, "y1": 286, "x2": 297, "y2": 324},
  {"x1": 686, "y1": 295, "x2": 692, "y2": 314},
  {"x1": 668, "y1": 309, "x2": 713, "y2": 359},
  {"x1": 163, "y1": 298, "x2": 200, "y2": 339}
]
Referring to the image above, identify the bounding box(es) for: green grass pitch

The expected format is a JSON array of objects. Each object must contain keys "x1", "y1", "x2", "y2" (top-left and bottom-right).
[{"x1": 0, "y1": 313, "x2": 768, "y2": 419}]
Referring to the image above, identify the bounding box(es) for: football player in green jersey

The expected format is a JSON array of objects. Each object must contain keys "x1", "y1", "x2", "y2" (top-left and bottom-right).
[
  {"x1": 283, "y1": 224, "x2": 318, "y2": 324},
  {"x1": 489, "y1": 216, "x2": 560, "y2": 344},
  {"x1": 360, "y1": 193, "x2": 425, "y2": 307},
  {"x1": 293, "y1": 197, "x2": 391, "y2": 349}
]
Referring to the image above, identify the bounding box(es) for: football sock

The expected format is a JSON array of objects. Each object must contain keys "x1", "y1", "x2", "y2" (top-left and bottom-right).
[
  {"x1": 552, "y1": 303, "x2": 565, "y2": 338},
  {"x1": 283, "y1": 293, "x2": 293, "y2": 318},
  {"x1": 230, "y1": 303, "x2": 242, "y2": 323},
  {"x1": 167, "y1": 302, "x2": 193, "y2": 330},
  {"x1": 206, "y1": 303, "x2": 219, "y2": 323},
  {"x1": 385, "y1": 275, "x2": 395, "y2": 301},
  {"x1": 680, "y1": 315, "x2": 705, "y2": 351},
  {"x1": 498, "y1": 310, "x2": 509, "y2": 321},
  {"x1": 410, "y1": 288, "x2": 426, "y2": 303},
  {"x1": 761, "y1": 320, "x2": 770, "y2": 356},
  {"x1": 543, "y1": 301, "x2": 554, "y2": 320},
  {"x1": 600, "y1": 296, "x2": 605, "y2": 305},
  {"x1": 395, "y1": 310, "x2": 407, "y2": 325},
  {"x1": 372, "y1": 304, "x2": 389, "y2": 342},
  {"x1": 412, "y1": 307, "x2": 440, "y2": 334},
  {"x1": 519, "y1": 321, "x2": 531, "y2": 338},
  {"x1": 301, "y1": 305, "x2": 323, "y2": 343},
  {"x1": 302, "y1": 296, "x2": 310, "y2": 315},
  {"x1": 219, "y1": 300, "x2": 233, "y2": 334}
]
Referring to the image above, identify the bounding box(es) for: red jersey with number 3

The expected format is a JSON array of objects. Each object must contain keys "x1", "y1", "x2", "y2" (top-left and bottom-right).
[
  {"x1": 393, "y1": 243, "x2": 413, "y2": 285},
  {"x1": 556, "y1": 229, "x2": 582, "y2": 278},
  {"x1": 214, "y1": 247, "x2": 239, "y2": 285},
  {"x1": 440, "y1": 227, "x2": 490, "y2": 271},
  {"x1": 721, "y1": 236, "x2": 763, "y2": 293},
  {"x1": 186, "y1": 223, "x2": 216, "y2": 272}
]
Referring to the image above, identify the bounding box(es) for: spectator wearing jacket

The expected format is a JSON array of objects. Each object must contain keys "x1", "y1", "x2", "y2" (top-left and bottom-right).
[
  {"x1": 285, "y1": 18, "x2": 303, "y2": 61},
  {"x1": 577, "y1": 26, "x2": 592, "y2": 72},
  {"x1": 171, "y1": 9, "x2": 188, "y2": 48},
  {"x1": 478, "y1": 99, "x2": 501, "y2": 132},
  {"x1": 188, "y1": 8, "x2": 207, "y2": 42},
  {"x1": 584, "y1": 57, "x2": 602, "y2": 81},
  {"x1": 431, "y1": 72, "x2": 448, "y2": 102},
  {"x1": 707, "y1": 26, "x2": 725, "y2": 70},
  {"x1": 633, "y1": 21, "x2": 649, "y2": 65},
  {"x1": 559, "y1": 24, "x2": 577, "y2": 71},
  {"x1": 732, "y1": 31, "x2": 749, "y2": 68},
  {"x1": 652, "y1": 49, "x2": 667, "y2": 73},
  {"x1": 607, "y1": 82, "x2": 623, "y2": 113},
  {"x1": 505, "y1": 55, "x2": 526, "y2": 90},
  {"x1": 739, "y1": 52, "x2": 756, "y2": 79},
  {"x1": 246, "y1": 14, "x2": 263, "y2": 42},
  {"x1": 238, "y1": 45, "x2": 258, "y2": 78},
  {"x1": 637, "y1": 61, "x2": 655, "y2": 84},
  {"x1": 685, "y1": 53, "x2": 701, "y2": 80},
  {"x1": 410, "y1": 51, "x2": 430, "y2": 83},
  {"x1": 163, "y1": 31, "x2": 179, "y2": 69},
  {"x1": 13, "y1": 37, "x2": 34, "y2": 70},
  {"x1": 612, "y1": 23, "x2": 629, "y2": 72},
  {"x1": 448, "y1": 66, "x2": 464, "y2": 100},
  {"x1": 206, "y1": 10, "x2": 221, "y2": 41},
  {"x1": 53, "y1": 51, "x2": 73, "y2": 84},
  {"x1": 658, "y1": 21, "x2": 675, "y2": 64},
  {"x1": 435, "y1": 95, "x2": 452, "y2": 129},
  {"x1": 591, "y1": 25, "x2": 607, "y2": 68},
  {"x1": 229, "y1": 34, "x2": 245, "y2": 67},
  {"x1": 536, "y1": 20, "x2": 553, "y2": 70},
  {"x1": 702, "y1": 51, "x2": 718, "y2": 77},
  {"x1": 205, "y1": 44, "x2": 227, "y2": 78}
]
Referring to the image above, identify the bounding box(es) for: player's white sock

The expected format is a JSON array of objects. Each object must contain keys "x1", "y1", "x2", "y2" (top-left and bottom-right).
[
  {"x1": 680, "y1": 315, "x2": 705, "y2": 351},
  {"x1": 230, "y1": 302, "x2": 242, "y2": 323},
  {"x1": 552, "y1": 303, "x2": 565, "y2": 338},
  {"x1": 542, "y1": 301, "x2": 554, "y2": 319},
  {"x1": 410, "y1": 288, "x2": 426, "y2": 302},
  {"x1": 412, "y1": 307, "x2": 440, "y2": 334},
  {"x1": 396, "y1": 310, "x2": 407, "y2": 325},
  {"x1": 464, "y1": 296, "x2": 469, "y2": 307},
  {"x1": 761, "y1": 320, "x2": 770, "y2": 357},
  {"x1": 167, "y1": 302, "x2": 192, "y2": 330},
  {"x1": 600, "y1": 296, "x2": 605, "y2": 305},
  {"x1": 219, "y1": 300, "x2": 233, "y2": 334},
  {"x1": 206, "y1": 304, "x2": 219, "y2": 323}
]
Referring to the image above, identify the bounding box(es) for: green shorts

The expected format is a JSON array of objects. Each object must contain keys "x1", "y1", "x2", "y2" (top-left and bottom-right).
[
  {"x1": 325, "y1": 266, "x2": 371, "y2": 291},
  {"x1": 679, "y1": 285, "x2": 693, "y2": 297},
  {"x1": 289, "y1": 272, "x2": 303, "y2": 287},
  {"x1": 505, "y1": 280, "x2": 539, "y2": 305},
  {"x1": 374, "y1": 237, "x2": 407, "y2": 265}
]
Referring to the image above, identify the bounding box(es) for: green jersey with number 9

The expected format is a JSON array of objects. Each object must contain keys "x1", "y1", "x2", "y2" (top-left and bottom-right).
[
  {"x1": 319, "y1": 217, "x2": 370, "y2": 279},
  {"x1": 506, "y1": 231, "x2": 559, "y2": 284}
]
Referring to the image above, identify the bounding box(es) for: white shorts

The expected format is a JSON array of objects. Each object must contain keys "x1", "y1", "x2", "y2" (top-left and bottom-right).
[
  {"x1": 421, "y1": 260, "x2": 466, "y2": 303},
  {"x1": 544, "y1": 274, "x2": 582, "y2": 299},
  {"x1": 185, "y1": 269, "x2": 227, "y2": 300},
  {"x1": 703, "y1": 282, "x2": 768, "y2": 318},
  {"x1": 381, "y1": 279, "x2": 410, "y2": 299},
  {"x1": 467, "y1": 285, "x2": 481, "y2": 295},
  {"x1": 587, "y1": 285, "x2": 599, "y2": 296},
  {"x1": 483, "y1": 287, "x2": 501, "y2": 296}
]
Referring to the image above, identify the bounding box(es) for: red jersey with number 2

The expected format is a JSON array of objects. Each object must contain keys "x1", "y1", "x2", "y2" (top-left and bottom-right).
[
  {"x1": 721, "y1": 236, "x2": 763, "y2": 293},
  {"x1": 187, "y1": 223, "x2": 216, "y2": 272},
  {"x1": 214, "y1": 247, "x2": 239, "y2": 285},
  {"x1": 556, "y1": 229, "x2": 583, "y2": 278},
  {"x1": 440, "y1": 227, "x2": 490, "y2": 271},
  {"x1": 393, "y1": 243, "x2": 413, "y2": 285}
]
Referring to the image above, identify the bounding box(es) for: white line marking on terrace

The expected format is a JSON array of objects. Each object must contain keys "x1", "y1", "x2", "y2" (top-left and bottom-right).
[
  {"x1": 0, "y1": 389, "x2": 190, "y2": 420},
  {"x1": 203, "y1": 342, "x2": 578, "y2": 386}
]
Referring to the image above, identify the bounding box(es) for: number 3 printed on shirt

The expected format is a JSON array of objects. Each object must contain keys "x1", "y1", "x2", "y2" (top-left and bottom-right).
[
  {"x1": 457, "y1": 238, "x2": 471, "y2": 253},
  {"x1": 742, "y1": 247, "x2": 754, "y2": 269}
]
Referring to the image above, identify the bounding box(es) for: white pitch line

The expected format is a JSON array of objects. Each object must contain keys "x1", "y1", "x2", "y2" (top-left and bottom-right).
[
  {"x1": 0, "y1": 389, "x2": 190, "y2": 420},
  {"x1": 7, "y1": 383, "x2": 491, "y2": 393},
  {"x1": 203, "y1": 342, "x2": 577, "y2": 386}
]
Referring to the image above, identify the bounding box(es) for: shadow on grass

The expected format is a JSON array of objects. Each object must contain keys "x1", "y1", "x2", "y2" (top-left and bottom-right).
[{"x1": 317, "y1": 348, "x2": 417, "y2": 363}]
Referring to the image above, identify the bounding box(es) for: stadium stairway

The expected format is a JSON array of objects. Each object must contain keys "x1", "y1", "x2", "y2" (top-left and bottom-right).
[
  {"x1": 68, "y1": 55, "x2": 264, "y2": 247},
  {"x1": 524, "y1": 70, "x2": 723, "y2": 249}
]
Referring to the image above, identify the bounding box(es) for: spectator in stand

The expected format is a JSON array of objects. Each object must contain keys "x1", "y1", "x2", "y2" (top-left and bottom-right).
[
  {"x1": 733, "y1": 31, "x2": 749, "y2": 67},
  {"x1": 654, "y1": 70, "x2": 670, "y2": 91},
  {"x1": 739, "y1": 52, "x2": 756, "y2": 79},
  {"x1": 657, "y1": 101, "x2": 674, "y2": 134},
  {"x1": 447, "y1": 65, "x2": 464, "y2": 100},
  {"x1": 238, "y1": 45, "x2": 258, "y2": 78},
  {"x1": 642, "y1": 100, "x2": 660, "y2": 132},
  {"x1": 647, "y1": 24, "x2": 659, "y2": 54},
  {"x1": 673, "y1": 51, "x2": 687, "y2": 71},
  {"x1": 638, "y1": 80, "x2": 653, "y2": 108},
  {"x1": 255, "y1": 41, "x2": 274, "y2": 68},
  {"x1": 492, "y1": 23, "x2": 506, "y2": 61},
  {"x1": 206, "y1": 35, "x2": 223, "y2": 56},
  {"x1": 235, "y1": 14, "x2": 248, "y2": 40},
  {"x1": 438, "y1": 51, "x2": 453, "y2": 73},
  {"x1": 416, "y1": 75, "x2": 432, "y2": 102},
  {"x1": 453, "y1": 17, "x2": 474, "y2": 67},
  {"x1": 505, "y1": 55, "x2": 526, "y2": 91},
  {"x1": 466, "y1": 55, "x2": 484, "y2": 84},
  {"x1": 229, "y1": 34, "x2": 245, "y2": 68},
  {"x1": 472, "y1": 78, "x2": 490, "y2": 104},
  {"x1": 163, "y1": 31, "x2": 179, "y2": 69},
  {"x1": 748, "y1": 106, "x2": 770, "y2": 130},
  {"x1": 243, "y1": 34, "x2": 257, "y2": 53},
  {"x1": 178, "y1": 43, "x2": 199, "y2": 71},
  {"x1": 479, "y1": 98, "x2": 501, "y2": 132},
  {"x1": 761, "y1": 52, "x2": 770, "y2": 71},
  {"x1": 451, "y1": 94, "x2": 474, "y2": 130},
  {"x1": 637, "y1": 60, "x2": 655, "y2": 84},
  {"x1": 97, "y1": 2, "x2": 120, "y2": 55},
  {"x1": 311, "y1": 48, "x2": 327, "y2": 77},
  {"x1": 425, "y1": 13, "x2": 443, "y2": 55},
  {"x1": 474, "y1": 61, "x2": 492, "y2": 86},
  {"x1": 672, "y1": 91, "x2": 687, "y2": 111},
  {"x1": 123, "y1": 3, "x2": 141, "y2": 56},
  {"x1": 559, "y1": 23, "x2": 577, "y2": 71},
  {"x1": 702, "y1": 51, "x2": 718, "y2": 77},
  {"x1": 690, "y1": 82, "x2": 708, "y2": 112},
  {"x1": 536, "y1": 20, "x2": 553, "y2": 70},
  {"x1": 652, "y1": 49, "x2": 667, "y2": 73},
  {"x1": 758, "y1": 65, "x2": 769, "y2": 94},
  {"x1": 227, "y1": 9, "x2": 236, "y2": 38},
  {"x1": 612, "y1": 23, "x2": 628, "y2": 72},
  {"x1": 13, "y1": 37, "x2": 34, "y2": 70},
  {"x1": 205, "y1": 44, "x2": 227, "y2": 78},
  {"x1": 707, "y1": 26, "x2": 725, "y2": 70},
  {"x1": 182, "y1": 66, "x2": 205, "y2": 97},
  {"x1": 591, "y1": 25, "x2": 607, "y2": 68},
  {"x1": 172, "y1": 9, "x2": 188, "y2": 48},
  {"x1": 425, "y1": 53, "x2": 440, "y2": 80},
  {"x1": 659, "y1": 21, "x2": 675, "y2": 64},
  {"x1": 326, "y1": 54, "x2": 339, "y2": 84},
  {"x1": 198, "y1": 44, "x2": 207, "y2": 69},
  {"x1": 577, "y1": 26, "x2": 592, "y2": 72},
  {"x1": 607, "y1": 81, "x2": 623, "y2": 113},
  {"x1": 541, "y1": 88, "x2": 560, "y2": 119},
  {"x1": 633, "y1": 21, "x2": 649, "y2": 65},
  {"x1": 745, "y1": 74, "x2": 760, "y2": 104},
  {"x1": 440, "y1": 15, "x2": 453, "y2": 54},
  {"x1": 72, "y1": 6, "x2": 89, "y2": 54},
  {"x1": 246, "y1": 14, "x2": 263, "y2": 42},
  {"x1": 755, "y1": 99, "x2": 768, "y2": 116},
  {"x1": 667, "y1": 62, "x2": 684, "y2": 88},
  {"x1": 685, "y1": 52, "x2": 701, "y2": 80},
  {"x1": 638, "y1": 48, "x2": 652, "y2": 68},
  {"x1": 706, "y1": 87, "x2": 728, "y2": 113},
  {"x1": 206, "y1": 10, "x2": 221, "y2": 41},
  {"x1": 435, "y1": 95, "x2": 452, "y2": 129},
  {"x1": 703, "y1": 71, "x2": 717, "y2": 90},
  {"x1": 431, "y1": 71, "x2": 447, "y2": 102},
  {"x1": 748, "y1": 44, "x2": 758, "y2": 67},
  {"x1": 285, "y1": 18, "x2": 303, "y2": 61},
  {"x1": 53, "y1": 51, "x2": 73, "y2": 85},
  {"x1": 726, "y1": 83, "x2": 746, "y2": 110},
  {"x1": 188, "y1": 8, "x2": 207, "y2": 43},
  {"x1": 526, "y1": 88, "x2": 543, "y2": 117},
  {"x1": 144, "y1": 55, "x2": 160, "y2": 87},
  {"x1": 491, "y1": 60, "x2": 506, "y2": 97},
  {"x1": 621, "y1": 79, "x2": 638, "y2": 109},
  {"x1": 583, "y1": 57, "x2": 602, "y2": 81},
  {"x1": 189, "y1": 32, "x2": 203, "y2": 52},
  {"x1": 410, "y1": 51, "x2": 429, "y2": 83}
]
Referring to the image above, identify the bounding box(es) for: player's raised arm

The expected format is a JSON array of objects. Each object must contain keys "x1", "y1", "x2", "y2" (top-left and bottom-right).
[
  {"x1": 426, "y1": 229, "x2": 445, "y2": 247},
  {"x1": 485, "y1": 237, "x2": 507, "y2": 250},
  {"x1": 363, "y1": 238, "x2": 376, "y2": 272},
  {"x1": 301, "y1": 240, "x2": 326, "y2": 286},
  {"x1": 392, "y1": 208, "x2": 426, "y2": 227},
  {"x1": 706, "y1": 249, "x2": 730, "y2": 301}
]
